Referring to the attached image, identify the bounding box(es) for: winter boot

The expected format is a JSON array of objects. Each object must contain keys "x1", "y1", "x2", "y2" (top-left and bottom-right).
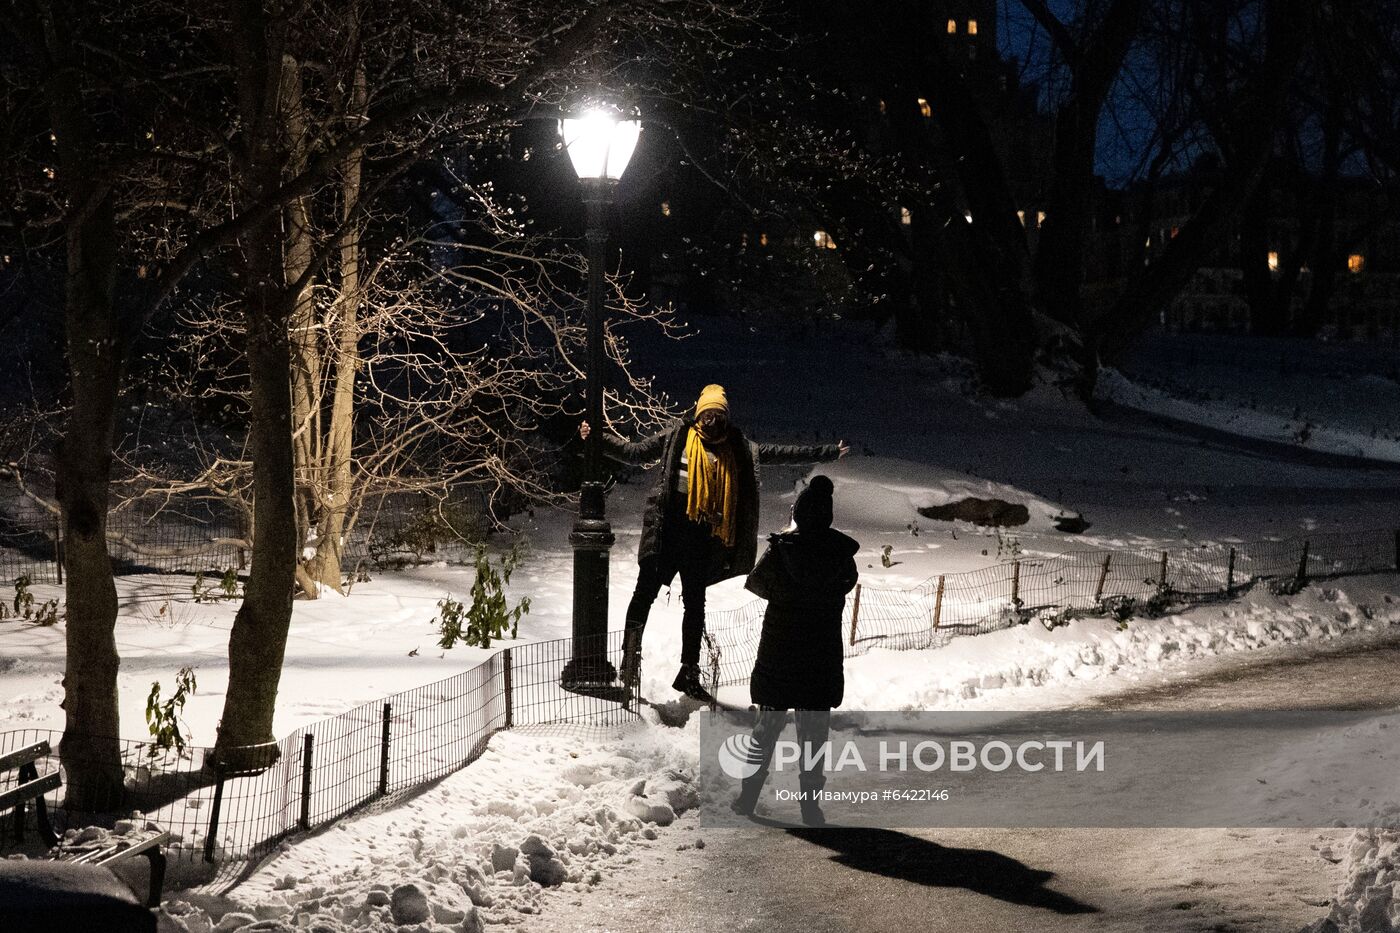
[
  {"x1": 671, "y1": 663, "x2": 714, "y2": 703},
  {"x1": 731, "y1": 774, "x2": 765, "y2": 817},
  {"x1": 799, "y1": 797, "x2": 826, "y2": 827},
  {"x1": 799, "y1": 774, "x2": 826, "y2": 827}
]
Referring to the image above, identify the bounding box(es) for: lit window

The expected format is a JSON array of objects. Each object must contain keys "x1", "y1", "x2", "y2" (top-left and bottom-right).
[
  {"x1": 759, "y1": 232, "x2": 769, "y2": 247},
  {"x1": 813, "y1": 229, "x2": 836, "y2": 250},
  {"x1": 741, "y1": 232, "x2": 749, "y2": 247},
  {"x1": 1114, "y1": 215, "x2": 1122, "y2": 225},
  {"x1": 963, "y1": 210, "x2": 973, "y2": 223},
  {"x1": 1016, "y1": 210, "x2": 1025, "y2": 226},
  {"x1": 1267, "y1": 251, "x2": 1279, "y2": 272},
  {"x1": 947, "y1": 18, "x2": 956, "y2": 33},
  {"x1": 1037, "y1": 210, "x2": 1046, "y2": 227},
  {"x1": 918, "y1": 98, "x2": 932, "y2": 118},
  {"x1": 968, "y1": 19, "x2": 978, "y2": 34},
  {"x1": 900, "y1": 206, "x2": 912, "y2": 225},
  {"x1": 878, "y1": 99, "x2": 886, "y2": 114},
  {"x1": 1348, "y1": 253, "x2": 1365, "y2": 273},
  {"x1": 660, "y1": 200, "x2": 671, "y2": 217},
  {"x1": 1170, "y1": 226, "x2": 1179, "y2": 239}
]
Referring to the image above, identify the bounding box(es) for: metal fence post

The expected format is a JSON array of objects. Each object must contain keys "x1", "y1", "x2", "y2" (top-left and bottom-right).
[
  {"x1": 502, "y1": 649, "x2": 514, "y2": 730},
  {"x1": 1011, "y1": 561, "x2": 1021, "y2": 604},
  {"x1": 1158, "y1": 551, "x2": 1168, "y2": 587},
  {"x1": 1296, "y1": 540, "x2": 1310, "y2": 585},
  {"x1": 204, "y1": 769, "x2": 225, "y2": 863},
  {"x1": 849, "y1": 583, "x2": 863, "y2": 646},
  {"x1": 1094, "y1": 553, "x2": 1112, "y2": 603},
  {"x1": 299, "y1": 733, "x2": 314, "y2": 831},
  {"x1": 378, "y1": 703, "x2": 392, "y2": 797},
  {"x1": 1226, "y1": 547, "x2": 1236, "y2": 593},
  {"x1": 53, "y1": 512, "x2": 64, "y2": 585},
  {"x1": 932, "y1": 576, "x2": 945, "y2": 631}
]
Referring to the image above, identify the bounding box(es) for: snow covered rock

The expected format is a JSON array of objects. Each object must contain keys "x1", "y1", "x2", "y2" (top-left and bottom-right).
[
  {"x1": 519, "y1": 833, "x2": 568, "y2": 887},
  {"x1": 157, "y1": 901, "x2": 214, "y2": 933},
  {"x1": 453, "y1": 864, "x2": 492, "y2": 907},
  {"x1": 460, "y1": 906, "x2": 485, "y2": 933},
  {"x1": 489, "y1": 843, "x2": 518, "y2": 873},
  {"x1": 624, "y1": 795, "x2": 676, "y2": 826},
  {"x1": 624, "y1": 768, "x2": 698, "y2": 825},
  {"x1": 210, "y1": 913, "x2": 256, "y2": 933},
  {"x1": 390, "y1": 883, "x2": 431, "y2": 924}
]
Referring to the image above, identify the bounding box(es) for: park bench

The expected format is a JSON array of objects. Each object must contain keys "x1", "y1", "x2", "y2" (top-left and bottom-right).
[{"x1": 0, "y1": 740, "x2": 169, "y2": 908}]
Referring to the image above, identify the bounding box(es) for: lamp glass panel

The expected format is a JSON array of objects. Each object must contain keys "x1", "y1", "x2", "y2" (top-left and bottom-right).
[{"x1": 561, "y1": 113, "x2": 641, "y2": 180}]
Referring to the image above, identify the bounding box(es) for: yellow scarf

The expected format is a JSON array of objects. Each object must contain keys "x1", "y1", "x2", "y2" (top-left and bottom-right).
[{"x1": 684, "y1": 423, "x2": 738, "y2": 547}]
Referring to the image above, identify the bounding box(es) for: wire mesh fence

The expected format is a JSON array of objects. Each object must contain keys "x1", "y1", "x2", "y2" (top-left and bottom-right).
[
  {"x1": 703, "y1": 527, "x2": 1400, "y2": 691},
  {"x1": 0, "y1": 489, "x2": 494, "y2": 586},
  {"x1": 0, "y1": 631, "x2": 636, "y2": 867}
]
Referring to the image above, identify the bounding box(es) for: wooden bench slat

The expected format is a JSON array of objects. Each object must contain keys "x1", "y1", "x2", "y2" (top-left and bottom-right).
[
  {"x1": 55, "y1": 831, "x2": 172, "y2": 865},
  {"x1": 0, "y1": 741, "x2": 51, "y2": 773},
  {"x1": 0, "y1": 770, "x2": 61, "y2": 811}
]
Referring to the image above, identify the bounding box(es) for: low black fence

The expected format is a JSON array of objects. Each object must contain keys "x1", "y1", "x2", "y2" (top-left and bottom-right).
[
  {"x1": 703, "y1": 527, "x2": 1400, "y2": 690},
  {"x1": 0, "y1": 490, "x2": 493, "y2": 586},
  {"x1": 0, "y1": 630, "x2": 635, "y2": 866}
]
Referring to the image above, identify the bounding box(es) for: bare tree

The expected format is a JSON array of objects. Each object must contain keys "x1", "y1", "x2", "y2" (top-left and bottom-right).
[{"x1": 4, "y1": 0, "x2": 753, "y2": 783}]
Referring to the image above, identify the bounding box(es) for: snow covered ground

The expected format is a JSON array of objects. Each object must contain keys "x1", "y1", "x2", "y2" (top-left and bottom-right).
[
  {"x1": 1100, "y1": 332, "x2": 1400, "y2": 464},
  {"x1": 3, "y1": 318, "x2": 1399, "y2": 931}
]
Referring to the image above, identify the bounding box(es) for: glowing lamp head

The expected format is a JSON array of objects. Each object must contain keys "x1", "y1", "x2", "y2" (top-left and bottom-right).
[{"x1": 559, "y1": 110, "x2": 641, "y2": 181}]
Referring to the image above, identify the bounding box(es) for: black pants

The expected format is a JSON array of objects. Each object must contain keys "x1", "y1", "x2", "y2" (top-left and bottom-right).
[
  {"x1": 739, "y1": 707, "x2": 833, "y2": 805},
  {"x1": 625, "y1": 512, "x2": 720, "y2": 667}
]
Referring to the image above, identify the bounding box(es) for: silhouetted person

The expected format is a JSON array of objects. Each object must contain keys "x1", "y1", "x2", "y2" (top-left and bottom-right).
[{"x1": 731, "y1": 475, "x2": 858, "y2": 824}]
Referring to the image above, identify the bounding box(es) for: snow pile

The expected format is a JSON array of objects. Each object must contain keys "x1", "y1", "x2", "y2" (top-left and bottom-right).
[
  {"x1": 155, "y1": 721, "x2": 699, "y2": 933},
  {"x1": 1304, "y1": 807, "x2": 1400, "y2": 933}
]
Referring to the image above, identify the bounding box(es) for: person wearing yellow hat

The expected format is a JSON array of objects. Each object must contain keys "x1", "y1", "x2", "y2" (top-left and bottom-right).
[{"x1": 580, "y1": 384, "x2": 849, "y2": 701}]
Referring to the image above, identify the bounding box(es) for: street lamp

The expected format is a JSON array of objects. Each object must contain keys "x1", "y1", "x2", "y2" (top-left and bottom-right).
[{"x1": 558, "y1": 108, "x2": 640, "y2": 690}]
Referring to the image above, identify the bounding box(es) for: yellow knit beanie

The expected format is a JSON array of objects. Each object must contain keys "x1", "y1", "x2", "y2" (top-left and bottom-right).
[{"x1": 694, "y1": 384, "x2": 729, "y2": 418}]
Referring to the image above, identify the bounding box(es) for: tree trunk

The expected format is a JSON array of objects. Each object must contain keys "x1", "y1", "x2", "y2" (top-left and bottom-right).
[
  {"x1": 55, "y1": 208, "x2": 125, "y2": 810},
  {"x1": 920, "y1": 38, "x2": 1036, "y2": 396},
  {"x1": 214, "y1": 1, "x2": 297, "y2": 765},
  {"x1": 36, "y1": 0, "x2": 126, "y2": 811},
  {"x1": 216, "y1": 237, "x2": 299, "y2": 759},
  {"x1": 1296, "y1": 101, "x2": 1343, "y2": 337},
  {"x1": 1094, "y1": 0, "x2": 1306, "y2": 363},
  {"x1": 1030, "y1": 0, "x2": 1145, "y2": 328}
]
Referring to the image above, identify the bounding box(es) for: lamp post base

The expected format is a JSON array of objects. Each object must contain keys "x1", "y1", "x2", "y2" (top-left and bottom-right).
[{"x1": 562, "y1": 481, "x2": 616, "y2": 689}]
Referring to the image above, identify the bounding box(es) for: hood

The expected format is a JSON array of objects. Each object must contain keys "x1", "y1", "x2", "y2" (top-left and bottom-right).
[{"x1": 767, "y1": 528, "x2": 859, "y2": 591}]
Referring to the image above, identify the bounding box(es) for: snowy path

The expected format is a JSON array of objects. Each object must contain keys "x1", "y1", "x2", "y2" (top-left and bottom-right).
[{"x1": 525, "y1": 633, "x2": 1400, "y2": 933}]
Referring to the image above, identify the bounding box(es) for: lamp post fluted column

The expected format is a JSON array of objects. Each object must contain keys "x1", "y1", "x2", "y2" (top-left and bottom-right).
[{"x1": 562, "y1": 176, "x2": 617, "y2": 686}]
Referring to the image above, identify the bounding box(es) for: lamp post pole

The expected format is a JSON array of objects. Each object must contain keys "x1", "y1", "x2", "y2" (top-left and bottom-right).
[{"x1": 562, "y1": 176, "x2": 617, "y2": 686}]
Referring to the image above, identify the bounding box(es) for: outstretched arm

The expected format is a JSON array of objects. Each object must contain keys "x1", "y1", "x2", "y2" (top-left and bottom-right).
[
  {"x1": 581, "y1": 420, "x2": 672, "y2": 465},
  {"x1": 755, "y1": 438, "x2": 850, "y2": 465}
]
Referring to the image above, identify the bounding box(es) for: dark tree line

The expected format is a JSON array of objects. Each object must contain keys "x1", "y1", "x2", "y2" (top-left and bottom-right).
[{"x1": 647, "y1": 0, "x2": 1396, "y2": 395}]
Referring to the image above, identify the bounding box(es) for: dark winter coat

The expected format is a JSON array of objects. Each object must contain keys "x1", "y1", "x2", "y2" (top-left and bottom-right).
[
  {"x1": 743, "y1": 527, "x2": 860, "y2": 709},
  {"x1": 598, "y1": 415, "x2": 841, "y2": 586}
]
